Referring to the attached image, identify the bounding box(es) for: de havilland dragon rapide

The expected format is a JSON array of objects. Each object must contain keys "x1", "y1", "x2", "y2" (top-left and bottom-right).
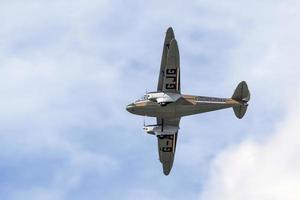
[{"x1": 126, "y1": 27, "x2": 250, "y2": 175}]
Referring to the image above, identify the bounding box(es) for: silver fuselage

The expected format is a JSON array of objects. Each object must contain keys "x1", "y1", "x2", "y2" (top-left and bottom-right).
[{"x1": 126, "y1": 94, "x2": 240, "y2": 118}]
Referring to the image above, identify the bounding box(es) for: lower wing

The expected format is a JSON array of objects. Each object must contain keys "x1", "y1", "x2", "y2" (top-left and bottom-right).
[{"x1": 156, "y1": 117, "x2": 180, "y2": 175}]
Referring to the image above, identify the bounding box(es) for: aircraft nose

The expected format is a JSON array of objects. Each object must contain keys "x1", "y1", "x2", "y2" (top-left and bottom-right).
[{"x1": 126, "y1": 103, "x2": 135, "y2": 113}]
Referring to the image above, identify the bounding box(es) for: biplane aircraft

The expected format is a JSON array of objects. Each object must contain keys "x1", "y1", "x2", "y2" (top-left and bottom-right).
[{"x1": 126, "y1": 27, "x2": 250, "y2": 175}]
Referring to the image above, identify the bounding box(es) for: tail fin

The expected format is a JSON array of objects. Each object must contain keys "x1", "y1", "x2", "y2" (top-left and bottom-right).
[{"x1": 232, "y1": 81, "x2": 250, "y2": 119}]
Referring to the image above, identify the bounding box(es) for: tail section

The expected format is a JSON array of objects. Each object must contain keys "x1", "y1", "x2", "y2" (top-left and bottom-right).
[{"x1": 232, "y1": 81, "x2": 250, "y2": 119}]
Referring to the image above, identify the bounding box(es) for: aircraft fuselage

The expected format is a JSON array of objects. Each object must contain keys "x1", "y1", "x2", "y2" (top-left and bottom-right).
[{"x1": 127, "y1": 94, "x2": 240, "y2": 118}]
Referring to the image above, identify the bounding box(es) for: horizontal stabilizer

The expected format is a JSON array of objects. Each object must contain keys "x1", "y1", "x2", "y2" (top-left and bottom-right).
[
  {"x1": 233, "y1": 104, "x2": 248, "y2": 119},
  {"x1": 232, "y1": 81, "x2": 250, "y2": 102},
  {"x1": 232, "y1": 81, "x2": 250, "y2": 119}
]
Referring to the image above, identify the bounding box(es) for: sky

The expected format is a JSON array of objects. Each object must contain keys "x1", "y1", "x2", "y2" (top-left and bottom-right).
[{"x1": 0, "y1": 0, "x2": 300, "y2": 199}]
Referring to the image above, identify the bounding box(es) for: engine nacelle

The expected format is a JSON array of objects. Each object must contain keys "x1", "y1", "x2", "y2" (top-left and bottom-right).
[
  {"x1": 145, "y1": 92, "x2": 181, "y2": 104},
  {"x1": 143, "y1": 125, "x2": 179, "y2": 136}
]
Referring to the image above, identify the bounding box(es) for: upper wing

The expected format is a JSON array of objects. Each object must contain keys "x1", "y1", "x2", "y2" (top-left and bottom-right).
[
  {"x1": 157, "y1": 27, "x2": 181, "y2": 94},
  {"x1": 157, "y1": 27, "x2": 175, "y2": 92},
  {"x1": 156, "y1": 117, "x2": 180, "y2": 175}
]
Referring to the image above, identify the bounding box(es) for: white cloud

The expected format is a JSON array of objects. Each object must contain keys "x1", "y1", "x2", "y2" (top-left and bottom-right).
[
  {"x1": 200, "y1": 96, "x2": 300, "y2": 200},
  {"x1": 199, "y1": 1, "x2": 300, "y2": 200},
  {"x1": 1, "y1": 0, "x2": 300, "y2": 199},
  {"x1": 0, "y1": 1, "x2": 125, "y2": 199}
]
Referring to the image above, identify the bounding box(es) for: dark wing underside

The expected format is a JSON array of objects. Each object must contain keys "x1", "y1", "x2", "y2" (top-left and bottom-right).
[
  {"x1": 157, "y1": 27, "x2": 180, "y2": 94},
  {"x1": 156, "y1": 117, "x2": 180, "y2": 175},
  {"x1": 155, "y1": 28, "x2": 181, "y2": 175}
]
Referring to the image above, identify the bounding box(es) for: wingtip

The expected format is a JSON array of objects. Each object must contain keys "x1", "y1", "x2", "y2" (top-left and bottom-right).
[
  {"x1": 166, "y1": 27, "x2": 175, "y2": 37},
  {"x1": 163, "y1": 168, "x2": 171, "y2": 176},
  {"x1": 167, "y1": 26, "x2": 173, "y2": 31},
  {"x1": 162, "y1": 162, "x2": 172, "y2": 176}
]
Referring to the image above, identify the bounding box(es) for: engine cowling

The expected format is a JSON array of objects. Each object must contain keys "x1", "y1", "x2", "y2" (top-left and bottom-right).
[
  {"x1": 143, "y1": 125, "x2": 179, "y2": 136},
  {"x1": 145, "y1": 92, "x2": 181, "y2": 104}
]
